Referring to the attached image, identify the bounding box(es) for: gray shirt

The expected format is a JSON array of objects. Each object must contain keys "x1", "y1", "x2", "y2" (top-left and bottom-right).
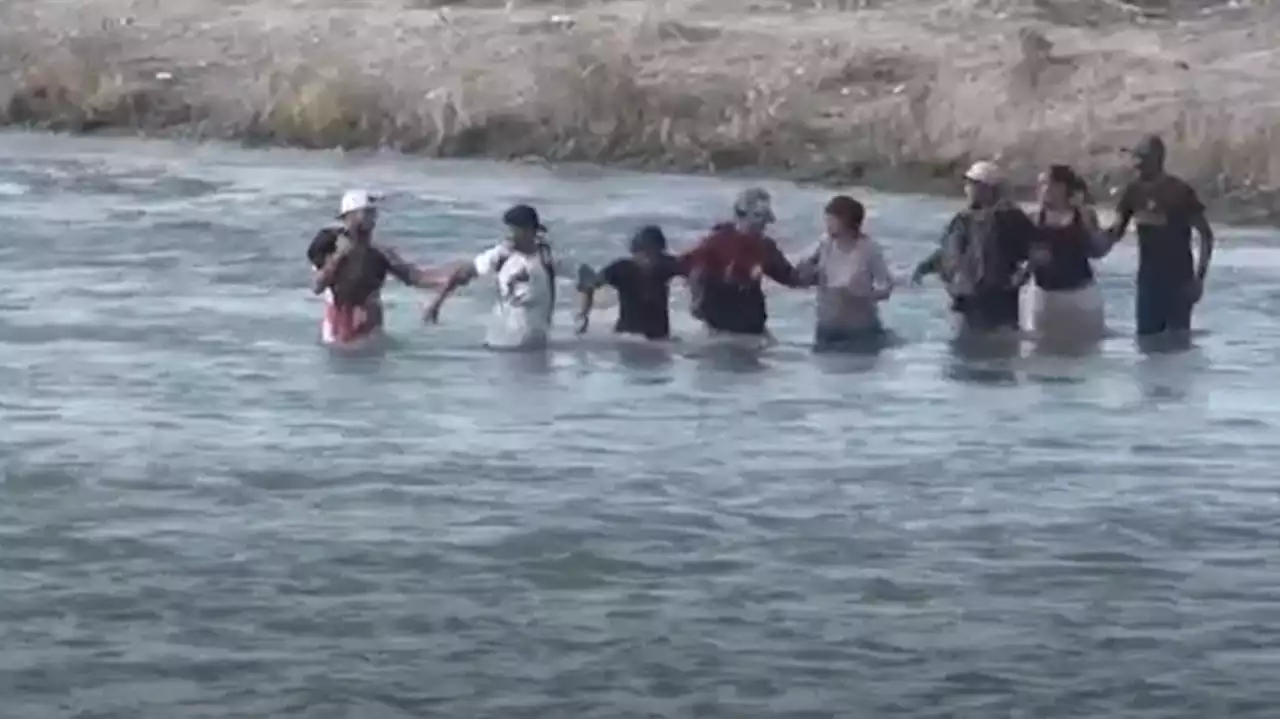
[{"x1": 796, "y1": 236, "x2": 893, "y2": 332}]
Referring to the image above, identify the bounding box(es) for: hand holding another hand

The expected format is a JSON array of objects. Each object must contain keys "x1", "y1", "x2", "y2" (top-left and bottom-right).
[{"x1": 423, "y1": 302, "x2": 442, "y2": 324}]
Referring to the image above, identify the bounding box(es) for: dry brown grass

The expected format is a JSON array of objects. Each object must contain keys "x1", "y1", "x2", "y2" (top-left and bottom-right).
[{"x1": 2, "y1": 0, "x2": 1279, "y2": 222}]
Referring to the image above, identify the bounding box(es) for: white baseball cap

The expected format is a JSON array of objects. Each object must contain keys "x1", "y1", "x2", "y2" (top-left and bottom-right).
[
  {"x1": 337, "y1": 189, "x2": 379, "y2": 218},
  {"x1": 963, "y1": 161, "x2": 1004, "y2": 186}
]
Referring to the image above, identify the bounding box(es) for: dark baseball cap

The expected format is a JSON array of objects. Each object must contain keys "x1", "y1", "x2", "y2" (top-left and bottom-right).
[
  {"x1": 1125, "y1": 134, "x2": 1166, "y2": 159},
  {"x1": 502, "y1": 204, "x2": 546, "y2": 232}
]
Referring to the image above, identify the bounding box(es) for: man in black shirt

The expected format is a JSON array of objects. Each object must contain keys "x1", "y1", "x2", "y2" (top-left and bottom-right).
[
  {"x1": 1108, "y1": 134, "x2": 1215, "y2": 338},
  {"x1": 576, "y1": 225, "x2": 685, "y2": 340}
]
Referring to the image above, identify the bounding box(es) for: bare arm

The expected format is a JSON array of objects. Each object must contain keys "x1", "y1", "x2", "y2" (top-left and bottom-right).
[
  {"x1": 1172, "y1": 183, "x2": 1213, "y2": 280},
  {"x1": 574, "y1": 264, "x2": 607, "y2": 334},
  {"x1": 382, "y1": 247, "x2": 448, "y2": 290},
  {"x1": 1078, "y1": 206, "x2": 1113, "y2": 258},
  {"x1": 867, "y1": 241, "x2": 894, "y2": 301},
  {"x1": 422, "y1": 261, "x2": 479, "y2": 322},
  {"x1": 1108, "y1": 185, "x2": 1135, "y2": 243},
  {"x1": 575, "y1": 285, "x2": 597, "y2": 334},
  {"x1": 1192, "y1": 211, "x2": 1215, "y2": 281}
]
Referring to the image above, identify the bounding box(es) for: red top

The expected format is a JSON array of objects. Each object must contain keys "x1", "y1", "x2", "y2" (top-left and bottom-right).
[
  {"x1": 676, "y1": 224, "x2": 802, "y2": 335},
  {"x1": 678, "y1": 223, "x2": 800, "y2": 287}
]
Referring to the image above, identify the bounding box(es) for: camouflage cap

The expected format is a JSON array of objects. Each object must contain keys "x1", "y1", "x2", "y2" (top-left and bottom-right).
[{"x1": 733, "y1": 187, "x2": 776, "y2": 224}]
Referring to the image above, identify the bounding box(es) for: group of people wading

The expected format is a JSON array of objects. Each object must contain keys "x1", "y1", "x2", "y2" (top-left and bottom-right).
[{"x1": 307, "y1": 134, "x2": 1215, "y2": 353}]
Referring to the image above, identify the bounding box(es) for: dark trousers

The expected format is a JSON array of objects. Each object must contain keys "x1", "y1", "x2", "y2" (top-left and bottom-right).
[
  {"x1": 813, "y1": 323, "x2": 887, "y2": 353},
  {"x1": 1135, "y1": 277, "x2": 1193, "y2": 336},
  {"x1": 953, "y1": 289, "x2": 1020, "y2": 332}
]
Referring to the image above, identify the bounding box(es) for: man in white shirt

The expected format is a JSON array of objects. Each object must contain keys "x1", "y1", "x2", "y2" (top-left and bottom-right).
[{"x1": 424, "y1": 204, "x2": 583, "y2": 350}]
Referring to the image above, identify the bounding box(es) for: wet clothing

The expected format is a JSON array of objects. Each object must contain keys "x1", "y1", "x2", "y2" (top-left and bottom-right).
[
  {"x1": 795, "y1": 235, "x2": 893, "y2": 341},
  {"x1": 473, "y1": 240, "x2": 574, "y2": 349},
  {"x1": 928, "y1": 204, "x2": 1036, "y2": 330},
  {"x1": 679, "y1": 223, "x2": 802, "y2": 336},
  {"x1": 952, "y1": 290, "x2": 1021, "y2": 331},
  {"x1": 307, "y1": 227, "x2": 414, "y2": 308},
  {"x1": 596, "y1": 254, "x2": 684, "y2": 340},
  {"x1": 1115, "y1": 174, "x2": 1206, "y2": 335},
  {"x1": 1024, "y1": 283, "x2": 1106, "y2": 341},
  {"x1": 1025, "y1": 208, "x2": 1106, "y2": 341},
  {"x1": 1117, "y1": 174, "x2": 1205, "y2": 284},
  {"x1": 308, "y1": 227, "x2": 415, "y2": 343},
  {"x1": 1031, "y1": 209, "x2": 1098, "y2": 292},
  {"x1": 321, "y1": 298, "x2": 380, "y2": 345},
  {"x1": 1135, "y1": 278, "x2": 1193, "y2": 336},
  {"x1": 813, "y1": 323, "x2": 888, "y2": 353}
]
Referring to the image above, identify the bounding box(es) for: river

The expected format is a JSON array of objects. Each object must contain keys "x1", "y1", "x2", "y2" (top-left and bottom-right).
[{"x1": 2, "y1": 132, "x2": 1279, "y2": 718}]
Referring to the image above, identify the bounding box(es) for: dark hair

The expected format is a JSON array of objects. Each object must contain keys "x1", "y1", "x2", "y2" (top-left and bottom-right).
[
  {"x1": 1046, "y1": 164, "x2": 1093, "y2": 204},
  {"x1": 502, "y1": 204, "x2": 546, "y2": 232},
  {"x1": 629, "y1": 225, "x2": 667, "y2": 254},
  {"x1": 823, "y1": 195, "x2": 865, "y2": 232}
]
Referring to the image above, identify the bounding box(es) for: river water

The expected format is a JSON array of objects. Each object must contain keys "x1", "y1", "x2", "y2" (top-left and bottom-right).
[{"x1": 2, "y1": 132, "x2": 1279, "y2": 718}]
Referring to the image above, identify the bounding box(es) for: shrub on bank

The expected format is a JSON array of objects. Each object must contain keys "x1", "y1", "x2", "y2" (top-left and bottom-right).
[{"x1": 1, "y1": 0, "x2": 1278, "y2": 221}]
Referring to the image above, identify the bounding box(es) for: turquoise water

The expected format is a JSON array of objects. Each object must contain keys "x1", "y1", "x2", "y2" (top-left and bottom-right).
[{"x1": 3, "y1": 132, "x2": 1280, "y2": 718}]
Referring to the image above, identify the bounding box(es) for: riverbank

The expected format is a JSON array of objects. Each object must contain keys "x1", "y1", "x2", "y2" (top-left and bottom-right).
[{"x1": 3, "y1": 0, "x2": 1278, "y2": 224}]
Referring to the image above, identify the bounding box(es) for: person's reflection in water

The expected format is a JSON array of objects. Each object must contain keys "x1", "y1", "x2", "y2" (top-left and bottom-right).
[
  {"x1": 814, "y1": 346, "x2": 884, "y2": 376},
  {"x1": 615, "y1": 338, "x2": 676, "y2": 372},
  {"x1": 944, "y1": 331, "x2": 1020, "y2": 386},
  {"x1": 1031, "y1": 331, "x2": 1103, "y2": 359},
  {"x1": 1134, "y1": 341, "x2": 1202, "y2": 401},
  {"x1": 491, "y1": 342, "x2": 555, "y2": 377},
  {"x1": 322, "y1": 334, "x2": 399, "y2": 371},
  {"x1": 1136, "y1": 328, "x2": 1196, "y2": 356},
  {"x1": 686, "y1": 338, "x2": 769, "y2": 374}
]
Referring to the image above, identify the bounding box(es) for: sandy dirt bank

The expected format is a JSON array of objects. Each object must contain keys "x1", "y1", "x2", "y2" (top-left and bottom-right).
[{"x1": 2, "y1": 0, "x2": 1278, "y2": 224}]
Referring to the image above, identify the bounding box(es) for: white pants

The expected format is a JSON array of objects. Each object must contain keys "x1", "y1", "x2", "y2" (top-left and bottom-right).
[
  {"x1": 1023, "y1": 283, "x2": 1106, "y2": 341},
  {"x1": 484, "y1": 305, "x2": 551, "y2": 350},
  {"x1": 320, "y1": 289, "x2": 384, "y2": 347},
  {"x1": 320, "y1": 289, "x2": 338, "y2": 344}
]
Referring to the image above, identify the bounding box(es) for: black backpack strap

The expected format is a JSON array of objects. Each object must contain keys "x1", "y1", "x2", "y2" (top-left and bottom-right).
[{"x1": 538, "y1": 241, "x2": 556, "y2": 324}]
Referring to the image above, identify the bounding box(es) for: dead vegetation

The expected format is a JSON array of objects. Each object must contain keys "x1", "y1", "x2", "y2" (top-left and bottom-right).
[{"x1": 1, "y1": 0, "x2": 1279, "y2": 222}]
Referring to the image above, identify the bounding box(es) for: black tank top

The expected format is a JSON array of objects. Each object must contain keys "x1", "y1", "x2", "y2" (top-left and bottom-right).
[{"x1": 1032, "y1": 209, "x2": 1095, "y2": 292}]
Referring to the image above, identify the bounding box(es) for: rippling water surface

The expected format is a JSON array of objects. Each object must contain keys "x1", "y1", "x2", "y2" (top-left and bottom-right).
[{"x1": 3, "y1": 132, "x2": 1280, "y2": 718}]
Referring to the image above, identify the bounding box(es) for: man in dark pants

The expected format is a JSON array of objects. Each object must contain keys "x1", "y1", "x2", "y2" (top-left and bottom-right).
[
  {"x1": 911, "y1": 161, "x2": 1036, "y2": 335},
  {"x1": 1108, "y1": 134, "x2": 1215, "y2": 342}
]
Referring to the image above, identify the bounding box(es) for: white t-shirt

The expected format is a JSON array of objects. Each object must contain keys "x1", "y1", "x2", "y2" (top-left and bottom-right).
[{"x1": 473, "y1": 242, "x2": 572, "y2": 349}]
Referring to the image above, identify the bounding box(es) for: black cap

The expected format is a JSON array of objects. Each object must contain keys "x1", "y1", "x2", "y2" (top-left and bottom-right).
[
  {"x1": 1047, "y1": 164, "x2": 1085, "y2": 193},
  {"x1": 629, "y1": 225, "x2": 667, "y2": 253},
  {"x1": 502, "y1": 204, "x2": 546, "y2": 232},
  {"x1": 1126, "y1": 134, "x2": 1166, "y2": 159}
]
